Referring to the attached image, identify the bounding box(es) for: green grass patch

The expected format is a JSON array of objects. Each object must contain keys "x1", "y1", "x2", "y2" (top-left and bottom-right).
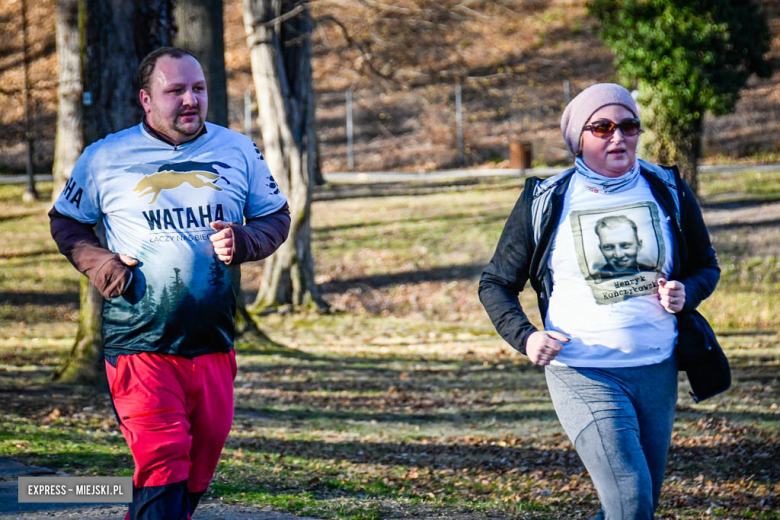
[
  {"x1": 1, "y1": 172, "x2": 779, "y2": 518},
  {"x1": 699, "y1": 169, "x2": 780, "y2": 201}
]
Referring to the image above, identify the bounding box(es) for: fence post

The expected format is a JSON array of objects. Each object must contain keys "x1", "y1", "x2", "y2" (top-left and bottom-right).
[
  {"x1": 244, "y1": 90, "x2": 252, "y2": 138},
  {"x1": 346, "y1": 87, "x2": 354, "y2": 170},
  {"x1": 564, "y1": 79, "x2": 570, "y2": 106},
  {"x1": 510, "y1": 141, "x2": 533, "y2": 175},
  {"x1": 456, "y1": 81, "x2": 464, "y2": 164}
]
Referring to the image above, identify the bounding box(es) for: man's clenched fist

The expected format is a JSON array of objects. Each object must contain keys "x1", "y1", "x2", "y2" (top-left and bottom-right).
[{"x1": 210, "y1": 221, "x2": 235, "y2": 264}]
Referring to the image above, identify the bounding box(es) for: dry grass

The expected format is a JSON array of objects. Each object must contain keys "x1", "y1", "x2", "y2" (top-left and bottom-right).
[{"x1": 1, "y1": 170, "x2": 779, "y2": 518}]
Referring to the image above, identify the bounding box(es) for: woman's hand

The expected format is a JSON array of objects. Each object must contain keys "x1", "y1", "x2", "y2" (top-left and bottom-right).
[
  {"x1": 526, "y1": 331, "x2": 570, "y2": 366},
  {"x1": 658, "y1": 278, "x2": 685, "y2": 313}
]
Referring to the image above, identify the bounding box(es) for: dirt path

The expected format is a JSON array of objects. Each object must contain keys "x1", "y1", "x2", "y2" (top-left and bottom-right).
[
  {"x1": 1, "y1": 504, "x2": 319, "y2": 519},
  {"x1": 1, "y1": 503, "x2": 318, "y2": 519}
]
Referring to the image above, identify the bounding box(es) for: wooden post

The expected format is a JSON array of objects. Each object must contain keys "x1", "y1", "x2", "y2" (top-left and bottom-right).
[
  {"x1": 510, "y1": 141, "x2": 533, "y2": 174},
  {"x1": 521, "y1": 142, "x2": 532, "y2": 171},
  {"x1": 510, "y1": 142, "x2": 522, "y2": 171}
]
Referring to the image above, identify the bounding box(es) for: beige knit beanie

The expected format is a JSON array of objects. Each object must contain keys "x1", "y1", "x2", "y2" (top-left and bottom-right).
[{"x1": 561, "y1": 83, "x2": 639, "y2": 155}]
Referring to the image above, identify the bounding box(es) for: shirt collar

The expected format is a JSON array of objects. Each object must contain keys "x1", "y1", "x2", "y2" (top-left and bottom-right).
[{"x1": 142, "y1": 116, "x2": 207, "y2": 146}]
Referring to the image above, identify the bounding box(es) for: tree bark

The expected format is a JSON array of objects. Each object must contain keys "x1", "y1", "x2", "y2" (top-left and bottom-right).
[
  {"x1": 53, "y1": 277, "x2": 104, "y2": 383},
  {"x1": 20, "y1": 0, "x2": 39, "y2": 202},
  {"x1": 671, "y1": 118, "x2": 703, "y2": 197},
  {"x1": 244, "y1": 0, "x2": 327, "y2": 311},
  {"x1": 312, "y1": 132, "x2": 325, "y2": 186},
  {"x1": 52, "y1": 0, "x2": 83, "y2": 200},
  {"x1": 55, "y1": 0, "x2": 175, "y2": 384},
  {"x1": 173, "y1": 0, "x2": 228, "y2": 126}
]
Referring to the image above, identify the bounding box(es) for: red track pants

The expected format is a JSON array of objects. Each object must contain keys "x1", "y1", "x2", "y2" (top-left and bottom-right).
[{"x1": 106, "y1": 350, "x2": 236, "y2": 520}]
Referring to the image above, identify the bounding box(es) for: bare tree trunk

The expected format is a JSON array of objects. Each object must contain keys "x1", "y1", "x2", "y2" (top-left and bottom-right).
[
  {"x1": 244, "y1": 0, "x2": 327, "y2": 312},
  {"x1": 174, "y1": 0, "x2": 228, "y2": 126},
  {"x1": 672, "y1": 118, "x2": 703, "y2": 197},
  {"x1": 55, "y1": 0, "x2": 175, "y2": 384},
  {"x1": 312, "y1": 132, "x2": 325, "y2": 186},
  {"x1": 54, "y1": 277, "x2": 103, "y2": 383},
  {"x1": 20, "y1": 0, "x2": 39, "y2": 202},
  {"x1": 52, "y1": 0, "x2": 83, "y2": 200}
]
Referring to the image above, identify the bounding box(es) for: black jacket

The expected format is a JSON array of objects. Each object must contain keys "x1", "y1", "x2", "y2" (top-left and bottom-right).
[{"x1": 478, "y1": 164, "x2": 720, "y2": 355}]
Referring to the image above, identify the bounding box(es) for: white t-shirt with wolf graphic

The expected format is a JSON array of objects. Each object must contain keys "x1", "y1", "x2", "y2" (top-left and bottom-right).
[
  {"x1": 54, "y1": 122, "x2": 287, "y2": 358},
  {"x1": 545, "y1": 172, "x2": 677, "y2": 368}
]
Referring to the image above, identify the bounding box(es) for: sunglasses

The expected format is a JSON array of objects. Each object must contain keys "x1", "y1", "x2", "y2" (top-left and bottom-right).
[{"x1": 582, "y1": 118, "x2": 643, "y2": 138}]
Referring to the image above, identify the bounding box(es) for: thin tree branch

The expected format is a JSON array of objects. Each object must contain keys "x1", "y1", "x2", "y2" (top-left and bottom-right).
[
  {"x1": 316, "y1": 14, "x2": 395, "y2": 82},
  {"x1": 250, "y1": 1, "x2": 308, "y2": 28},
  {"x1": 452, "y1": 2, "x2": 488, "y2": 20},
  {"x1": 357, "y1": 0, "x2": 435, "y2": 16}
]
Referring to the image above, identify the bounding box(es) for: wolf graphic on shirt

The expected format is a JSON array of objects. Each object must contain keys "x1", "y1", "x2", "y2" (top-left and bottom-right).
[{"x1": 134, "y1": 161, "x2": 233, "y2": 204}]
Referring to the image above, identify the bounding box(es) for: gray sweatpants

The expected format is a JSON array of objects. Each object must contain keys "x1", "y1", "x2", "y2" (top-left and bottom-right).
[{"x1": 545, "y1": 357, "x2": 677, "y2": 520}]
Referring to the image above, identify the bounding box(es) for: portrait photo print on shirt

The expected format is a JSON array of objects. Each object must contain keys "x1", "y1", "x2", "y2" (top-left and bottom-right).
[{"x1": 569, "y1": 202, "x2": 665, "y2": 305}]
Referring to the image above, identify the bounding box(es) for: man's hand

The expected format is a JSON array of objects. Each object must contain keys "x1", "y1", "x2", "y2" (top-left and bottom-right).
[
  {"x1": 658, "y1": 278, "x2": 685, "y2": 313},
  {"x1": 96, "y1": 254, "x2": 138, "y2": 299},
  {"x1": 210, "y1": 221, "x2": 235, "y2": 264},
  {"x1": 526, "y1": 330, "x2": 569, "y2": 366}
]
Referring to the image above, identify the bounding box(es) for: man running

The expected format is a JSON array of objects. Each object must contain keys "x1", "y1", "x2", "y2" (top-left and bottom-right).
[{"x1": 49, "y1": 47, "x2": 290, "y2": 519}]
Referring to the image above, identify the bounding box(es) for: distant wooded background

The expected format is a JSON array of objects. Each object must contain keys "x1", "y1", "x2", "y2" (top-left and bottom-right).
[{"x1": 1, "y1": 0, "x2": 778, "y2": 176}]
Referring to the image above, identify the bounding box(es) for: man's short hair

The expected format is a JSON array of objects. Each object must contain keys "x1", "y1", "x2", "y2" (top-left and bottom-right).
[
  {"x1": 595, "y1": 215, "x2": 639, "y2": 239},
  {"x1": 138, "y1": 47, "x2": 199, "y2": 92}
]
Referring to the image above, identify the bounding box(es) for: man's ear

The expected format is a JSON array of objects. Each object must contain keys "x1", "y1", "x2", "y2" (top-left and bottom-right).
[{"x1": 139, "y1": 89, "x2": 151, "y2": 113}]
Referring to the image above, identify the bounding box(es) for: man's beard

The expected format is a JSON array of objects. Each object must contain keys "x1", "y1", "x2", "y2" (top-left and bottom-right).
[{"x1": 173, "y1": 113, "x2": 204, "y2": 137}]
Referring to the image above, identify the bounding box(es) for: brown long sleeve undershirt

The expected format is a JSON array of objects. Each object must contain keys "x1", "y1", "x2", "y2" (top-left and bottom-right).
[
  {"x1": 227, "y1": 204, "x2": 291, "y2": 264},
  {"x1": 49, "y1": 204, "x2": 291, "y2": 298},
  {"x1": 49, "y1": 208, "x2": 131, "y2": 298}
]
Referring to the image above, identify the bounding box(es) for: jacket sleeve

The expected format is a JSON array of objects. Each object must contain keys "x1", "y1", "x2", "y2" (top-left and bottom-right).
[
  {"x1": 49, "y1": 207, "x2": 132, "y2": 298},
  {"x1": 478, "y1": 183, "x2": 538, "y2": 355},
  {"x1": 228, "y1": 203, "x2": 291, "y2": 265},
  {"x1": 677, "y1": 179, "x2": 720, "y2": 312}
]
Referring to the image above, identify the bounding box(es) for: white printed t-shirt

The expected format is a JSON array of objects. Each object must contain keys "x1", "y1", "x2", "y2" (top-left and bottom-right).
[
  {"x1": 545, "y1": 172, "x2": 677, "y2": 367},
  {"x1": 54, "y1": 122, "x2": 287, "y2": 358}
]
